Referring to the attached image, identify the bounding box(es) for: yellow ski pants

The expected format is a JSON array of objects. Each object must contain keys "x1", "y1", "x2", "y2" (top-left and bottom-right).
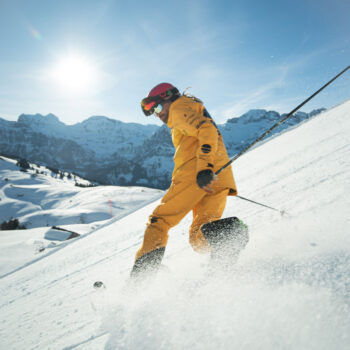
[{"x1": 135, "y1": 182, "x2": 228, "y2": 260}]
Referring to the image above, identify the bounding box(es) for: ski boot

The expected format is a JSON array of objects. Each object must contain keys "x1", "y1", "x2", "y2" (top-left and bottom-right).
[
  {"x1": 201, "y1": 217, "x2": 249, "y2": 269},
  {"x1": 130, "y1": 247, "x2": 166, "y2": 280}
]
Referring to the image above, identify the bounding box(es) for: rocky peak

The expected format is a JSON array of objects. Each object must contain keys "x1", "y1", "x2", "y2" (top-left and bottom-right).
[{"x1": 18, "y1": 113, "x2": 61, "y2": 126}]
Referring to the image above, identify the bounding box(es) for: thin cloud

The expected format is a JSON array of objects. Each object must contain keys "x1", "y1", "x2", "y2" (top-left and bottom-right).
[
  {"x1": 219, "y1": 73, "x2": 288, "y2": 120},
  {"x1": 213, "y1": 54, "x2": 321, "y2": 122}
]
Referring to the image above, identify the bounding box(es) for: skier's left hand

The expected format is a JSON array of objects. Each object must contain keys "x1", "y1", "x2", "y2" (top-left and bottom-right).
[
  {"x1": 202, "y1": 176, "x2": 218, "y2": 193},
  {"x1": 196, "y1": 169, "x2": 218, "y2": 193}
]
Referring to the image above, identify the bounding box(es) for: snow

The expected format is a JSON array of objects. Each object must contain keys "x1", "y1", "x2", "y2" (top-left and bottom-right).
[
  {"x1": 1, "y1": 99, "x2": 350, "y2": 349},
  {"x1": 0, "y1": 158, "x2": 163, "y2": 277}
]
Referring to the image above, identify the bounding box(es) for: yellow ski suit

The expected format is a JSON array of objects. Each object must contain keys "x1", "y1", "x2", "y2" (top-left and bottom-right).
[{"x1": 135, "y1": 96, "x2": 237, "y2": 261}]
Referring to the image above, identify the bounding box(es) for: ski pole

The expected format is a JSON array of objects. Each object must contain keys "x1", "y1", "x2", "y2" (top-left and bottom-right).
[
  {"x1": 215, "y1": 65, "x2": 350, "y2": 176},
  {"x1": 236, "y1": 195, "x2": 286, "y2": 216}
]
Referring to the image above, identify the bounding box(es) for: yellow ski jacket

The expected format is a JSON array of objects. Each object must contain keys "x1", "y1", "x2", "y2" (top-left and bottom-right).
[{"x1": 167, "y1": 95, "x2": 237, "y2": 195}]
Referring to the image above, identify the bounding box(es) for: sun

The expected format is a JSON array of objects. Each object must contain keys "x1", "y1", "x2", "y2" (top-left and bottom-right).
[{"x1": 51, "y1": 54, "x2": 96, "y2": 94}]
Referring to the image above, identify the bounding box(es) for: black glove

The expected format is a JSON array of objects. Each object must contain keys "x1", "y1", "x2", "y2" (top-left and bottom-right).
[{"x1": 196, "y1": 169, "x2": 215, "y2": 188}]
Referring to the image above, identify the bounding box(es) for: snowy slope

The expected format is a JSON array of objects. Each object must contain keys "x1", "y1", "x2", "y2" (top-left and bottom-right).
[
  {"x1": 0, "y1": 156, "x2": 162, "y2": 229},
  {"x1": 0, "y1": 157, "x2": 163, "y2": 276},
  {"x1": 1, "y1": 100, "x2": 350, "y2": 349}
]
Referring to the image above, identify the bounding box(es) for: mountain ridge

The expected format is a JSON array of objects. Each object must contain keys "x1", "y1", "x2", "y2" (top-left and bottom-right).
[{"x1": 0, "y1": 108, "x2": 326, "y2": 188}]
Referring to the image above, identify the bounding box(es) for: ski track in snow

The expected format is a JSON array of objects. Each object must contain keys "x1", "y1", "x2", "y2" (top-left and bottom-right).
[
  {"x1": 1, "y1": 99, "x2": 350, "y2": 349},
  {"x1": 0, "y1": 191, "x2": 162, "y2": 280}
]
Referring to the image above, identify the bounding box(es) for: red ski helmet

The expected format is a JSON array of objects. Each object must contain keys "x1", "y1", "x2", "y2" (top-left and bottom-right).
[
  {"x1": 141, "y1": 82, "x2": 180, "y2": 116},
  {"x1": 148, "y1": 83, "x2": 177, "y2": 98}
]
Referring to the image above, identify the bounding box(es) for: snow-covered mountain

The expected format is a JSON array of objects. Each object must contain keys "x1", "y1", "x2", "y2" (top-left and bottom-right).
[
  {"x1": 0, "y1": 99, "x2": 349, "y2": 349},
  {"x1": 16, "y1": 113, "x2": 158, "y2": 158},
  {"x1": 220, "y1": 108, "x2": 325, "y2": 155},
  {"x1": 0, "y1": 108, "x2": 325, "y2": 188}
]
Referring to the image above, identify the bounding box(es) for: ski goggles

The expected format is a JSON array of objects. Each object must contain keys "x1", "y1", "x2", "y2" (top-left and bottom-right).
[
  {"x1": 141, "y1": 88, "x2": 178, "y2": 116},
  {"x1": 141, "y1": 97, "x2": 163, "y2": 116}
]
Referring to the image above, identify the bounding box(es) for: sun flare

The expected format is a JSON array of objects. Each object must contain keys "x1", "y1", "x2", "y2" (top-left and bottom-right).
[{"x1": 51, "y1": 54, "x2": 96, "y2": 94}]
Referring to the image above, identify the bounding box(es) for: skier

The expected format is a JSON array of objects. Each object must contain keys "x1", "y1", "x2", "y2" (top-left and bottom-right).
[{"x1": 131, "y1": 83, "x2": 244, "y2": 278}]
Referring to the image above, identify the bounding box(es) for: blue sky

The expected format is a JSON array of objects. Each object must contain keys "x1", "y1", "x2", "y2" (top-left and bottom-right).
[{"x1": 0, "y1": 0, "x2": 349, "y2": 125}]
